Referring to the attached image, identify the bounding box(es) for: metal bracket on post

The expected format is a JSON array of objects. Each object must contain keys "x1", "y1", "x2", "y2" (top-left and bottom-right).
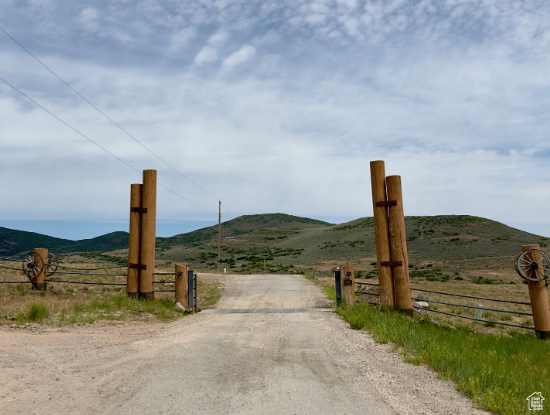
[
  {"x1": 128, "y1": 263, "x2": 147, "y2": 270},
  {"x1": 376, "y1": 201, "x2": 397, "y2": 207},
  {"x1": 130, "y1": 207, "x2": 148, "y2": 213},
  {"x1": 380, "y1": 261, "x2": 402, "y2": 267}
]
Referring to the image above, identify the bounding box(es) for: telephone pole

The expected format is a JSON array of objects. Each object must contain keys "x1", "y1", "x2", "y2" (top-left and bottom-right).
[{"x1": 218, "y1": 200, "x2": 221, "y2": 273}]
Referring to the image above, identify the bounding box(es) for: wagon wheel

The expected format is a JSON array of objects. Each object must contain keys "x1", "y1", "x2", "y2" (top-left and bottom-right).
[
  {"x1": 514, "y1": 249, "x2": 550, "y2": 282},
  {"x1": 22, "y1": 251, "x2": 44, "y2": 282},
  {"x1": 46, "y1": 252, "x2": 59, "y2": 276}
]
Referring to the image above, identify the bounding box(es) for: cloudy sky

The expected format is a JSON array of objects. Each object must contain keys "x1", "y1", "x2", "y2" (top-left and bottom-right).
[{"x1": 1, "y1": 0, "x2": 549, "y2": 240}]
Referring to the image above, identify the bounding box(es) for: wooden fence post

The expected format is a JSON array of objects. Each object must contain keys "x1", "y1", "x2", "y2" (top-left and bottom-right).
[
  {"x1": 175, "y1": 264, "x2": 189, "y2": 309},
  {"x1": 127, "y1": 184, "x2": 143, "y2": 297},
  {"x1": 370, "y1": 160, "x2": 395, "y2": 309},
  {"x1": 139, "y1": 170, "x2": 157, "y2": 300},
  {"x1": 522, "y1": 244, "x2": 550, "y2": 339},
  {"x1": 33, "y1": 248, "x2": 48, "y2": 290},
  {"x1": 341, "y1": 264, "x2": 355, "y2": 307},
  {"x1": 386, "y1": 175, "x2": 413, "y2": 314}
]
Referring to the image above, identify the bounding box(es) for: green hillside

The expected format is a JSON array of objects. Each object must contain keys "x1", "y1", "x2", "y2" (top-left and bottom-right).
[
  {"x1": 157, "y1": 213, "x2": 331, "y2": 249},
  {"x1": 2, "y1": 214, "x2": 547, "y2": 281},
  {"x1": 0, "y1": 227, "x2": 129, "y2": 257},
  {"x1": 154, "y1": 214, "x2": 548, "y2": 278}
]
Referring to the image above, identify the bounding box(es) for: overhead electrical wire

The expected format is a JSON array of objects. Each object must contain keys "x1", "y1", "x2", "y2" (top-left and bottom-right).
[
  {"x1": 0, "y1": 75, "x2": 216, "y2": 215},
  {"x1": 0, "y1": 25, "x2": 223, "y2": 205}
]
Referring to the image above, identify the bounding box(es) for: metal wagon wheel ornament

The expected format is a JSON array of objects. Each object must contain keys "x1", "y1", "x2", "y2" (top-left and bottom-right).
[
  {"x1": 514, "y1": 249, "x2": 550, "y2": 282},
  {"x1": 46, "y1": 252, "x2": 59, "y2": 276},
  {"x1": 22, "y1": 251, "x2": 44, "y2": 282}
]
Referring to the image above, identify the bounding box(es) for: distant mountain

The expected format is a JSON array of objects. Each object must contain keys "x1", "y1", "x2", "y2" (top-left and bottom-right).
[
  {"x1": 0, "y1": 227, "x2": 129, "y2": 257},
  {"x1": 2, "y1": 214, "x2": 547, "y2": 279},
  {"x1": 153, "y1": 214, "x2": 549, "y2": 276},
  {"x1": 0, "y1": 213, "x2": 329, "y2": 257}
]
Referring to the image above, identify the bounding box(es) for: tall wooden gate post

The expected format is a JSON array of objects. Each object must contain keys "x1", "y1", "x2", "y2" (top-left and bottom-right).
[
  {"x1": 370, "y1": 161, "x2": 395, "y2": 309},
  {"x1": 386, "y1": 176, "x2": 413, "y2": 314},
  {"x1": 127, "y1": 184, "x2": 143, "y2": 297},
  {"x1": 175, "y1": 264, "x2": 189, "y2": 309},
  {"x1": 522, "y1": 244, "x2": 550, "y2": 339},
  {"x1": 341, "y1": 264, "x2": 355, "y2": 307},
  {"x1": 33, "y1": 248, "x2": 48, "y2": 290},
  {"x1": 139, "y1": 170, "x2": 157, "y2": 300}
]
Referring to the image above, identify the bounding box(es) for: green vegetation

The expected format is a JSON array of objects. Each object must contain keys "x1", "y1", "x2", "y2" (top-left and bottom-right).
[
  {"x1": 0, "y1": 227, "x2": 128, "y2": 257},
  {"x1": 18, "y1": 302, "x2": 50, "y2": 323},
  {"x1": 1, "y1": 270, "x2": 223, "y2": 326},
  {"x1": 336, "y1": 304, "x2": 550, "y2": 415},
  {"x1": 9, "y1": 293, "x2": 185, "y2": 326},
  {"x1": 3, "y1": 214, "x2": 547, "y2": 278}
]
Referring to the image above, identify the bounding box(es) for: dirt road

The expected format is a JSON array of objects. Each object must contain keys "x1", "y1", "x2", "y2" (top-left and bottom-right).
[{"x1": 0, "y1": 274, "x2": 490, "y2": 414}]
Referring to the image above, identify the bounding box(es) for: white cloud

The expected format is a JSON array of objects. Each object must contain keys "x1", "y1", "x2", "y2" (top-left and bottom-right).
[
  {"x1": 222, "y1": 44, "x2": 256, "y2": 68},
  {"x1": 208, "y1": 31, "x2": 230, "y2": 46},
  {"x1": 168, "y1": 27, "x2": 196, "y2": 53},
  {"x1": 194, "y1": 45, "x2": 218, "y2": 65},
  {"x1": 78, "y1": 7, "x2": 100, "y2": 32}
]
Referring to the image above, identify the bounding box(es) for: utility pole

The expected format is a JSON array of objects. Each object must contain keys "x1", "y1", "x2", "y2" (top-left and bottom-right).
[{"x1": 218, "y1": 200, "x2": 221, "y2": 273}]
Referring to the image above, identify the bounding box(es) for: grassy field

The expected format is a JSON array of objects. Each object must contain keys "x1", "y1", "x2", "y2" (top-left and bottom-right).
[
  {"x1": 0, "y1": 260, "x2": 222, "y2": 327},
  {"x1": 336, "y1": 304, "x2": 550, "y2": 415}
]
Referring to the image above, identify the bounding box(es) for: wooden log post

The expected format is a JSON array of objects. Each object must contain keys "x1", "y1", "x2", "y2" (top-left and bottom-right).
[
  {"x1": 386, "y1": 176, "x2": 413, "y2": 315},
  {"x1": 341, "y1": 264, "x2": 355, "y2": 307},
  {"x1": 33, "y1": 248, "x2": 48, "y2": 290},
  {"x1": 175, "y1": 264, "x2": 189, "y2": 309},
  {"x1": 127, "y1": 184, "x2": 143, "y2": 297},
  {"x1": 139, "y1": 170, "x2": 157, "y2": 300},
  {"x1": 370, "y1": 161, "x2": 395, "y2": 309},
  {"x1": 522, "y1": 244, "x2": 550, "y2": 339}
]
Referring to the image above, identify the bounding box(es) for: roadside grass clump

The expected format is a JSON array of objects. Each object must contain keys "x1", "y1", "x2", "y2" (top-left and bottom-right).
[
  {"x1": 336, "y1": 303, "x2": 550, "y2": 415},
  {"x1": 16, "y1": 302, "x2": 50, "y2": 324}
]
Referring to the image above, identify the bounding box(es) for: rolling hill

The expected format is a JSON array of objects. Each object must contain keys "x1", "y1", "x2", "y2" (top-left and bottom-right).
[
  {"x1": 153, "y1": 214, "x2": 548, "y2": 279},
  {"x1": 0, "y1": 227, "x2": 129, "y2": 257},
  {"x1": 2, "y1": 213, "x2": 548, "y2": 280}
]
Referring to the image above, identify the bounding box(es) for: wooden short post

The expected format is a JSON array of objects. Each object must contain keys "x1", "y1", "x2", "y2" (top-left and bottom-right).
[
  {"x1": 341, "y1": 264, "x2": 355, "y2": 307},
  {"x1": 127, "y1": 184, "x2": 143, "y2": 297},
  {"x1": 386, "y1": 175, "x2": 413, "y2": 315},
  {"x1": 33, "y1": 248, "x2": 48, "y2": 290},
  {"x1": 370, "y1": 161, "x2": 395, "y2": 309},
  {"x1": 522, "y1": 244, "x2": 550, "y2": 339},
  {"x1": 175, "y1": 264, "x2": 189, "y2": 309},
  {"x1": 139, "y1": 170, "x2": 157, "y2": 300}
]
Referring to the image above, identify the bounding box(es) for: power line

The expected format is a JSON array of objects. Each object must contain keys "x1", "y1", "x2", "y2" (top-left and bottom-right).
[
  {"x1": 0, "y1": 75, "x2": 216, "y2": 214},
  {"x1": 0, "y1": 25, "x2": 220, "y2": 202},
  {"x1": 221, "y1": 203, "x2": 235, "y2": 222}
]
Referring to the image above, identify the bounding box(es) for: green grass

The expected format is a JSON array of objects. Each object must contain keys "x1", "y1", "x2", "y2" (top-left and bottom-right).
[
  {"x1": 4, "y1": 276, "x2": 224, "y2": 326},
  {"x1": 11, "y1": 294, "x2": 185, "y2": 325},
  {"x1": 336, "y1": 304, "x2": 550, "y2": 415},
  {"x1": 16, "y1": 302, "x2": 49, "y2": 323}
]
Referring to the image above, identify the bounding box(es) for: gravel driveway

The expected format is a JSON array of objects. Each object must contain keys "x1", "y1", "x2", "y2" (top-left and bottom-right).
[{"x1": 0, "y1": 274, "x2": 491, "y2": 414}]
